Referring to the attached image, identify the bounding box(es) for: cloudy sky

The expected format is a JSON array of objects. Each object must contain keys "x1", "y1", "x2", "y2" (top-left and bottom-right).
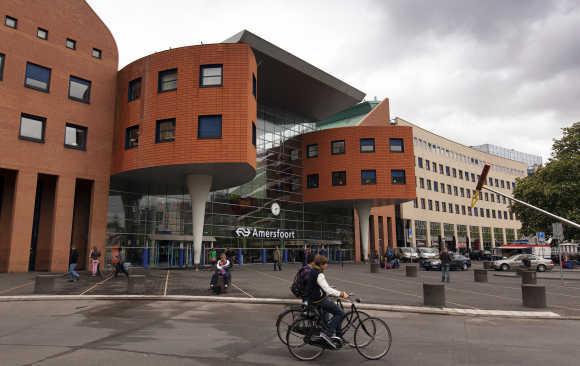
[{"x1": 87, "y1": 0, "x2": 580, "y2": 161}]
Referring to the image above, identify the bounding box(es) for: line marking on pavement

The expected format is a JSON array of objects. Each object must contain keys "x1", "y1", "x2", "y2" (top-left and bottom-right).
[
  {"x1": 0, "y1": 281, "x2": 34, "y2": 294},
  {"x1": 79, "y1": 275, "x2": 113, "y2": 295},
  {"x1": 163, "y1": 271, "x2": 170, "y2": 296},
  {"x1": 231, "y1": 282, "x2": 254, "y2": 298},
  {"x1": 254, "y1": 270, "x2": 292, "y2": 283}
]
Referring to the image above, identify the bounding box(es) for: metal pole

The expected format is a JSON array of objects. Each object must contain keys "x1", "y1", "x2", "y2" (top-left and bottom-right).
[
  {"x1": 559, "y1": 242, "x2": 563, "y2": 286},
  {"x1": 481, "y1": 186, "x2": 580, "y2": 229}
]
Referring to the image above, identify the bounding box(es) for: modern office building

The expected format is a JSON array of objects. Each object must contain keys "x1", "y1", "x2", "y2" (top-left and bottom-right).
[{"x1": 397, "y1": 118, "x2": 528, "y2": 251}]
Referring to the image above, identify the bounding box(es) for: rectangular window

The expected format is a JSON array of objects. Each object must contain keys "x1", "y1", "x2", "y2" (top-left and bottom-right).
[
  {"x1": 442, "y1": 202, "x2": 447, "y2": 212},
  {"x1": 453, "y1": 186, "x2": 458, "y2": 196},
  {"x1": 361, "y1": 170, "x2": 376, "y2": 185},
  {"x1": 19, "y1": 113, "x2": 45, "y2": 143},
  {"x1": 446, "y1": 166, "x2": 450, "y2": 176},
  {"x1": 307, "y1": 144, "x2": 318, "y2": 158},
  {"x1": 427, "y1": 179, "x2": 432, "y2": 190},
  {"x1": 389, "y1": 138, "x2": 404, "y2": 152},
  {"x1": 466, "y1": 189, "x2": 471, "y2": 198},
  {"x1": 360, "y1": 138, "x2": 375, "y2": 153},
  {"x1": 252, "y1": 122, "x2": 256, "y2": 146},
  {"x1": 418, "y1": 157, "x2": 423, "y2": 168},
  {"x1": 495, "y1": 178, "x2": 499, "y2": 187},
  {"x1": 37, "y1": 28, "x2": 48, "y2": 40},
  {"x1": 435, "y1": 201, "x2": 440, "y2": 212},
  {"x1": 502, "y1": 196, "x2": 506, "y2": 204},
  {"x1": 419, "y1": 177, "x2": 425, "y2": 189},
  {"x1": 331, "y1": 140, "x2": 345, "y2": 155},
  {"x1": 461, "y1": 205, "x2": 466, "y2": 215},
  {"x1": 432, "y1": 161, "x2": 436, "y2": 171},
  {"x1": 68, "y1": 76, "x2": 91, "y2": 103},
  {"x1": 452, "y1": 168, "x2": 457, "y2": 177},
  {"x1": 428, "y1": 200, "x2": 433, "y2": 211},
  {"x1": 459, "y1": 170, "x2": 463, "y2": 180},
  {"x1": 4, "y1": 16, "x2": 17, "y2": 29},
  {"x1": 66, "y1": 38, "x2": 76, "y2": 50},
  {"x1": 439, "y1": 165, "x2": 444, "y2": 174},
  {"x1": 413, "y1": 199, "x2": 418, "y2": 208},
  {"x1": 488, "y1": 177, "x2": 493, "y2": 186},
  {"x1": 474, "y1": 207, "x2": 478, "y2": 217},
  {"x1": 64, "y1": 123, "x2": 87, "y2": 150},
  {"x1": 426, "y1": 159, "x2": 430, "y2": 171},
  {"x1": 509, "y1": 212, "x2": 514, "y2": 220},
  {"x1": 449, "y1": 203, "x2": 453, "y2": 213},
  {"x1": 156, "y1": 118, "x2": 176, "y2": 143},
  {"x1": 471, "y1": 173, "x2": 476, "y2": 182},
  {"x1": 125, "y1": 125, "x2": 139, "y2": 149},
  {"x1": 433, "y1": 180, "x2": 438, "y2": 192},
  {"x1": 200, "y1": 64, "x2": 223, "y2": 87},
  {"x1": 503, "y1": 211, "x2": 508, "y2": 220},
  {"x1": 198, "y1": 115, "x2": 222, "y2": 139},
  {"x1": 252, "y1": 73, "x2": 257, "y2": 98},
  {"x1": 492, "y1": 210, "x2": 496, "y2": 219},
  {"x1": 0, "y1": 53, "x2": 4, "y2": 81},
  {"x1": 455, "y1": 204, "x2": 460, "y2": 215},
  {"x1": 486, "y1": 209, "x2": 490, "y2": 218},
  {"x1": 512, "y1": 182, "x2": 515, "y2": 190},
  {"x1": 484, "y1": 192, "x2": 489, "y2": 201},
  {"x1": 501, "y1": 180, "x2": 505, "y2": 189},
  {"x1": 480, "y1": 208, "x2": 484, "y2": 217},
  {"x1": 460, "y1": 187, "x2": 465, "y2": 197},
  {"x1": 391, "y1": 169, "x2": 406, "y2": 184},
  {"x1": 128, "y1": 78, "x2": 142, "y2": 101},
  {"x1": 440, "y1": 182, "x2": 445, "y2": 192},
  {"x1": 158, "y1": 68, "x2": 177, "y2": 92},
  {"x1": 420, "y1": 198, "x2": 426, "y2": 209},
  {"x1": 307, "y1": 174, "x2": 319, "y2": 189},
  {"x1": 92, "y1": 48, "x2": 102, "y2": 59},
  {"x1": 447, "y1": 184, "x2": 452, "y2": 195},
  {"x1": 332, "y1": 171, "x2": 347, "y2": 186},
  {"x1": 25, "y1": 62, "x2": 51, "y2": 92}
]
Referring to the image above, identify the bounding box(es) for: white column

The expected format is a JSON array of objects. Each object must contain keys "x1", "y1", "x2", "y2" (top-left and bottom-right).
[
  {"x1": 410, "y1": 219, "x2": 416, "y2": 248},
  {"x1": 356, "y1": 202, "x2": 372, "y2": 261},
  {"x1": 186, "y1": 174, "x2": 212, "y2": 268},
  {"x1": 426, "y1": 221, "x2": 432, "y2": 247}
]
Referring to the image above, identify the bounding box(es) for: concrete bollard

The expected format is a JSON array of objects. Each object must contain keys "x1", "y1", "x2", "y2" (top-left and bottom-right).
[
  {"x1": 474, "y1": 269, "x2": 488, "y2": 283},
  {"x1": 483, "y1": 261, "x2": 493, "y2": 269},
  {"x1": 521, "y1": 270, "x2": 537, "y2": 285},
  {"x1": 127, "y1": 275, "x2": 146, "y2": 295},
  {"x1": 423, "y1": 283, "x2": 446, "y2": 307},
  {"x1": 34, "y1": 275, "x2": 58, "y2": 294},
  {"x1": 406, "y1": 265, "x2": 418, "y2": 277},
  {"x1": 522, "y1": 284, "x2": 547, "y2": 308},
  {"x1": 370, "y1": 262, "x2": 379, "y2": 273}
]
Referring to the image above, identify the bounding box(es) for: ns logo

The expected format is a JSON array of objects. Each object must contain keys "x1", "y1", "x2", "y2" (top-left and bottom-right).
[{"x1": 235, "y1": 227, "x2": 252, "y2": 238}]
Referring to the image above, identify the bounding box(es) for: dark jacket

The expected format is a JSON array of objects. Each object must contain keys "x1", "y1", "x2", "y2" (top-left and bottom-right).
[
  {"x1": 69, "y1": 249, "x2": 79, "y2": 265},
  {"x1": 304, "y1": 267, "x2": 325, "y2": 303},
  {"x1": 440, "y1": 251, "x2": 452, "y2": 265}
]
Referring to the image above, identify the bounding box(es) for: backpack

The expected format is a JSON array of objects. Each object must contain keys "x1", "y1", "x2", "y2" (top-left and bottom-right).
[{"x1": 290, "y1": 266, "x2": 311, "y2": 298}]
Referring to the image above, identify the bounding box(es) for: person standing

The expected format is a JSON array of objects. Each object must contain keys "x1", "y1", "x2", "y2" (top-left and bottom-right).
[
  {"x1": 68, "y1": 246, "x2": 80, "y2": 282},
  {"x1": 440, "y1": 247, "x2": 451, "y2": 283},
  {"x1": 209, "y1": 245, "x2": 217, "y2": 265},
  {"x1": 89, "y1": 246, "x2": 104, "y2": 278},
  {"x1": 273, "y1": 246, "x2": 282, "y2": 271}
]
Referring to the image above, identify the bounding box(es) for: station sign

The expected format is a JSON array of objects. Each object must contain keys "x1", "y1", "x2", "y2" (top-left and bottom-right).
[{"x1": 234, "y1": 227, "x2": 296, "y2": 239}]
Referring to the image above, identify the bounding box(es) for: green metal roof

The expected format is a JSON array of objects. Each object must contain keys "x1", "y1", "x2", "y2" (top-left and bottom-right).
[{"x1": 316, "y1": 101, "x2": 379, "y2": 130}]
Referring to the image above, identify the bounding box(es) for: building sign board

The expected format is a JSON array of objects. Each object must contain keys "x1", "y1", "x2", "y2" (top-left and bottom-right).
[{"x1": 234, "y1": 227, "x2": 296, "y2": 239}]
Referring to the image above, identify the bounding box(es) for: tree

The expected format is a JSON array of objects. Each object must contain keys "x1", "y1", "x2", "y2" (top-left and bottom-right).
[{"x1": 511, "y1": 122, "x2": 580, "y2": 240}]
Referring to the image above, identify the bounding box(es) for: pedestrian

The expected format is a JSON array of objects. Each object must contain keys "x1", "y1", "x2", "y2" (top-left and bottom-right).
[
  {"x1": 303, "y1": 245, "x2": 311, "y2": 266},
  {"x1": 273, "y1": 246, "x2": 282, "y2": 271},
  {"x1": 440, "y1": 247, "x2": 451, "y2": 283},
  {"x1": 113, "y1": 248, "x2": 130, "y2": 278},
  {"x1": 68, "y1": 245, "x2": 80, "y2": 282},
  {"x1": 89, "y1": 246, "x2": 104, "y2": 278},
  {"x1": 209, "y1": 245, "x2": 217, "y2": 265}
]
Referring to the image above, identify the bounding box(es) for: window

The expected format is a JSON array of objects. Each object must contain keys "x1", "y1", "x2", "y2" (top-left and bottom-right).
[
  {"x1": 419, "y1": 178, "x2": 425, "y2": 189},
  {"x1": 37, "y1": 28, "x2": 48, "y2": 40},
  {"x1": 307, "y1": 144, "x2": 318, "y2": 158},
  {"x1": 128, "y1": 78, "x2": 142, "y2": 101},
  {"x1": 389, "y1": 138, "x2": 404, "y2": 152},
  {"x1": 471, "y1": 173, "x2": 476, "y2": 182},
  {"x1": 92, "y1": 48, "x2": 102, "y2": 59},
  {"x1": 428, "y1": 200, "x2": 433, "y2": 210},
  {"x1": 252, "y1": 122, "x2": 256, "y2": 146},
  {"x1": 332, "y1": 171, "x2": 346, "y2": 186},
  {"x1": 509, "y1": 212, "x2": 514, "y2": 220},
  {"x1": 442, "y1": 202, "x2": 447, "y2": 212},
  {"x1": 420, "y1": 198, "x2": 426, "y2": 209},
  {"x1": 453, "y1": 186, "x2": 458, "y2": 196},
  {"x1": 427, "y1": 179, "x2": 432, "y2": 190},
  {"x1": 198, "y1": 115, "x2": 222, "y2": 139},
  {"x1": 460, "y1": 187, "x2": 465, "y2": 197},
  {"x1": 486, "y1": 209, "x2": 490, "y2": 218},
  {"x1": 447, "y1": 184, "x2": 452, "y2": 195},
  {"x1": 439, "y1": 165, "x2": 444, "y2": 174},
  {"x1": 455, "y1": 204, "x2": 460, "y2": 215},
  {"x1": 491, "y1": 194, "x2": 495, "y2": 202},
  {"x1": 361, "y1": 170, "x2": 376, "y2": 185},
  {"x1": 19, "y1": 113, "x2": 45, "y2": 142},
  {"x1": 0, "y1": 53, "x2": 4, "y2": 81},
  {"x1": 468, "y1": 207, "x2": 472, "y2": 216},
  {"x1": 435, "y1": 201, "x2": 440, "y2": 212},
  {"x1": 502, "y1": 196, "x2": 506, "y2": 204},
  {"x1": 68, "y1": 76, "x2": 91, "y2": 103},
  {"x1": 156, "y1": 119, "x2": 175, "y2": 143},
  {"x1": 158, "y1": 68, "x2": 177, "y2": 92},
  {"x1": 459, "y1": 170, "x2": 463, "y2": 180},
  {"x1": 501, "y1": 180, "x2": 505, "y2": 189},
  {"x1": 200, "y1": 64, "x2": 222, "y2": 87},
  {"x1": 426, "y1": 159, "x2": 431, "y2": 171},
  {"x1": 252, "y1": 73, "x2": 257, "y2": 97},
  {"x1": 449, "y1": 203, "x2": 453, "y2": 213},
  {"x1": 512, "y1": 182, "x2": 515, "y2": 190},
  {"x1": 452, "y1": 168, "x2": 457, "y2": 177},
  {"x1": 484, "y1": 192, "x2": 489, "y2": 201},
  {"x1": 440, "y1": 182, "x2": 445, "y2": 192},
  {"x1": 360, "y1": 138, "x2": 375, "y2": 153},
  {"x1": 66, "y1": 38, "x2": 76, "y2": 50},
  {"x1": 433, "y1": 180, "x2": 438, "y2": 192},
  {"x1": 4, "y1": 16, "x2": 17, "y2": 29},
  {"x1": 466, "y1": 189, "x2": 471, "y2": 198},
  {"x1": 432, "y1": 162, "x2": 436, "y2": 171},
  {"x1": 25, "y1": 62, "x2": 51, "y2": 92},
  {"x1": 125, "y1": 125, "x2": 139, "y2": 149},
  {"x1": 461, "y1": 205, "x2": 466, "y2": 215},
  {"x1": 413, "y1": 199, "x2": 418, "y2": 208},
  {"x1": 331, "y1": 140, "x2": 345, "y2": 155},
  {"x1": 391, "y1": 170, "x2": 406, "y2": 184},
  {"x1": 488, "y1": 177, "x2": 493, "y2": 186},
  {"x1": 307, "y1": 174, "x2": 319, "y2": 188},
  {"x1": 492, "y1": 210, "x2": 496, "y2": 219},
  {"x1": 64, "y1": 123, "x2": 87, "y2": 150},
  {"x1": 445, "y1": 166, "x2": 450, "y2": 176},
  {"x1": 495, "y1": 178, "x2": 499, "y2": 187},
  {"x1": 480, "y1": 208, "x2": 484, "y2": 217},
  {"x1": 474, "y1": 207, "x2": 478, "y2": 217},
  {"x1": 418, "y1": 157, "x2": 423, "y2": 168}
]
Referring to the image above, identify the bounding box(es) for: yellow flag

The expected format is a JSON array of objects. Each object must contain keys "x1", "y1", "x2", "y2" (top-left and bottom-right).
[{"x1": 471, "y1": 190, "x2": 480, "y2": 209}]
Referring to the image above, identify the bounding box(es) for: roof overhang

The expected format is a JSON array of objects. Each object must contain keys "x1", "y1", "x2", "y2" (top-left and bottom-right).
[{"x1": 224, "y1": 30, "x2": 365, "y2": 120}]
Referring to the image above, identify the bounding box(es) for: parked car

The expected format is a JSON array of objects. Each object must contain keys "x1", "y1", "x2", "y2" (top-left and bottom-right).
[
  {"x1": 492, "y1": 254, "x2": 554, "y2": 272},
  {"x1": 396, "y1": 247, "x2": 419, "y2": 262},
  {"x1": 417, "y1": 247, "x2": 438, "y2": 260},
  {"x1": 422, "y1": 254, "x2": 471, "y2": 271}
]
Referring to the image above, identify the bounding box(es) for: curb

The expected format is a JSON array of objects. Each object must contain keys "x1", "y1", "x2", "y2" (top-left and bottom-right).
[
  {"x1": 0, "y1": 294, "x2": 568, "y2": 320},
  {"x1": 493, "y1": 273, "x2": 580, "y2": 281}
]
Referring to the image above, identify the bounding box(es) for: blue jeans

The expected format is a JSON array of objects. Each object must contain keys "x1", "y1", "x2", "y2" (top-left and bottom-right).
[
  {"x1": 441, "y1": 264, "x2": 450, "y2": 282},
  {"x1": 69, "y1": 263, "x2": 79, "y2": 280},
  {"x1": 319, "y1": 297, "x2": 344, "y2": 336}
]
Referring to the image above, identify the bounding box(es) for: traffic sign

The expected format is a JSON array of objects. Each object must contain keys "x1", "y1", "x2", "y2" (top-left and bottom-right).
[
  {"x1": 536, "y1": 231, "x2": 545, "y2": 243},
  {"x1": 552, "y1": 223, "x2": 564, "y2": 241}
]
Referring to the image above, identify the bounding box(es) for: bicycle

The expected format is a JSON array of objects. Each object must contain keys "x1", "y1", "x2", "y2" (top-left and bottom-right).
[{"x1": 285, "y1": 296, "x2": 392, "y2": 361}]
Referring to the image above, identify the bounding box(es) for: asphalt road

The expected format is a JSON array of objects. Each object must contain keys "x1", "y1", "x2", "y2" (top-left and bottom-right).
[{"x1": 0, "y1": 300, "x2": 579, "y2": 366}]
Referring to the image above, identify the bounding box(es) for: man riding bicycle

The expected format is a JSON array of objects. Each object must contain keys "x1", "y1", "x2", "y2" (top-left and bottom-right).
[
  {"x1": 303, "y1": 255, "x2": 349, "y2": 347},
  {"x1": 210, "y1": 253, "x2": 231, "y2": 289}
]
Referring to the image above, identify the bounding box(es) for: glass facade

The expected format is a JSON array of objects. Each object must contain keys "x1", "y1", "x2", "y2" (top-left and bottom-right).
[{"x1": 107, "y1": 105, "x2": 355, "y2": 267}]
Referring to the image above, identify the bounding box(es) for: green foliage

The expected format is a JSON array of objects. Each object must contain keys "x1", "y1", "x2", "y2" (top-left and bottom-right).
[{"x1": 511, "y1": 122, "x2": 580, "y2": 239}]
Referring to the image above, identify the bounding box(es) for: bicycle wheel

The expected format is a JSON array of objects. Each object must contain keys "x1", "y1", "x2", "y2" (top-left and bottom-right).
[
  {"x1": 286, "y1": 318, "x2": 325, "y2": 361},
  {"x1": 354, "y1": 317, "x2": 392, "y2": 360},
  {"x1": 340, "y1": 310, "x2": 370, "y2": 347},
  {"x1": 276, "y1": 307, "x2": 302, "y2": 345}
]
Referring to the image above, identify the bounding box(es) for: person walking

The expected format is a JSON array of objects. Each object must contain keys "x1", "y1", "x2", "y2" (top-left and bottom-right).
[
  {"x1": 113, "y1": 248, "x2": 130, "y2": 278},
  {"x1": 273, "y1": 246, "x2": 282, "y2": 271},
  {"x1": 68, "y1": 246, "x2": 80, "y2": 282},
  {"x1": 89, "y1": 246, "x2": 104, "y2": 278},
  {"x1": 440, "y1": 247, "x2": 451, "y2": 283}
]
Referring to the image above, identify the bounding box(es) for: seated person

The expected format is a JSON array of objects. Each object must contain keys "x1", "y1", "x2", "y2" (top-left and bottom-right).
[{"x1": 210, "y1": 253, "x2": 231, "y2": 289}]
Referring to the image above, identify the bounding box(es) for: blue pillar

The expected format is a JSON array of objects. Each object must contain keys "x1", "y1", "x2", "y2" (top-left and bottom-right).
[
  {"x1": 142, "y1": 248, "x2": 149, "y2": 268},
  {"x1": 237, "y1": 248, "x2": 244, "y2": 265},
  {"x1": 261, "y1": 248, "x2": 267, "y2": 264},
  {"x1": 178, "y1": 246, "x2": 185, "y2": 268},
  {"x1": 283, "y1": 248, "x2": 289, "y2": 263}
]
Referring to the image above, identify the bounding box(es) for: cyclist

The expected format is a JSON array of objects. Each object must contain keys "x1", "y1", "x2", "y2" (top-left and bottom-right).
[
  {"x1": 210, "y1": 253, "x2": 231, "y2": 289},
  {"x1": 304, "y1": 254, "x2": 349, "y2": 346}
]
